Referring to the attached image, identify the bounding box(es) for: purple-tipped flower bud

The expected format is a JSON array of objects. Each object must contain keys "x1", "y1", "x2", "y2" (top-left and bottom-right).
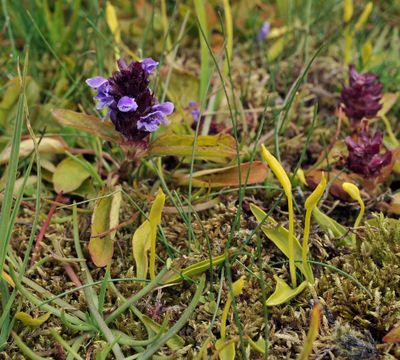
[
  {"x1": 256, "y1": 22, "x2": 270, "y2": 42},
  {"x1": 345, "y1": 131, "x2": 392, "y2": 177},
  {"x1": 341, "y1": 65, "x2": 383, "y2": 125},
  {"x1": 86, "y1": 58, "x2": 174, "y2": 144}
]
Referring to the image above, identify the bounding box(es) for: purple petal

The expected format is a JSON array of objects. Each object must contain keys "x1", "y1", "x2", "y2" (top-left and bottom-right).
[
  {"x1": 95, "y1": 97, "x2": 114, "y2": 110},
  {"x1": 86, "y1": 76, "x2": 108, "y2": 89},
  {"x1": 256, "y1": 22, "x2": 270, "y2": 42},
  {"x1": 117, "y1": 96, "x2": 138, "y2": 112},
  {"x1": 141, "y1": 58, "x2": 159, "y2": 75},
  {"x1": 137, "y1": 111, "x2": 165, "y2": 132},
  {"x1": 152, "y1": 102, "x2": 174, "y2": 116}
]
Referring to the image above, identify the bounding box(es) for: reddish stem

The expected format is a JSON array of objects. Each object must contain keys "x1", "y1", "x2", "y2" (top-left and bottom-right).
[{"x1": 30, "y1": 192, "x2": 66, "y2": 267}]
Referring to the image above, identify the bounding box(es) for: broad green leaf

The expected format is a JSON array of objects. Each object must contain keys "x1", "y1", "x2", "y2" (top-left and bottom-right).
[
  {"x1": 15, "y1": 312, "x2": 51, "y2": 327},
  {"x1": 173, "y1": 161, "x2": 268, "y2": 187},
  {"x1": 132, "y1": 189, "x2": 165, "y2": 279},
  {"x1": 215, "y1": 338, "x2": 235, "y2": 360},
  {"x1": 148, "y1": 134, "x2": 237, "y2": 163},
  {"x1": 52, "y1": 109, "x2": 123, "y2": 143},
  {"x1": 164, "y1": 253, "x2": 227, "y2": 284},
  {"x1": 250, "y1": 204, "x2": 313, "y2": 278},
  {"x1": 88, "y1": 187, "x2": 122, "y2": 267},
  {"x1": 0, "y1": 137, "x2": 67, "y2": 165},
  {"x1": 265, "y1": 276, "x2": 308, "y2": 306},
  {"x1": 140, "y1": 315, "x2": 185, "y2": 350},
  {"x1": 313, "y1": 207, "x2": 353, "y2": 246},
  {"x1": 53, "y1": 157, "x2": 91, "y2": 194}
]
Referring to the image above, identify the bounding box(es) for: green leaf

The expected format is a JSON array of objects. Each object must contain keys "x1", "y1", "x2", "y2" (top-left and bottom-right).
[
  {"x1": 164, "y1": 253, "x2": 227, "y2": 284},
  {"x1": 148, "y1": 134, "x2": 238, "y2": 163},
  {"x1": 215, "y1": 338, "x2": 235, "y2": 360},
  {"x1": 265, "y1": 276, "x2": 308, "y2": 306},
  {"x1": 140, "y1": 315, "x2": 185, "y2": 350},
  {"x1": 52, "y1": 157, "x2": 91, "y2": 194},
  {"x1": 250, "y1": 204, "x2": 313, "y2": 277},
  {"x1": 15, "y1": 312, "x2": 51, "y2": 327},
  {"x1": 312, "y1": 207, "x2": 353, "y2": 246},
  {"x1": 52, "y1": 109, "x2": 123, "y2": 143},
  {"x1": 132, "y1": 189, "x2": 165, "y2": 279},
  {"x1": 88, "y1": 187, "x2": 122, "y2": 267}
]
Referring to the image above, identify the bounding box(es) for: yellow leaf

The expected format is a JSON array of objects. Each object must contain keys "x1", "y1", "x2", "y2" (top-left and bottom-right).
[
  {"x1": 215, "y1": 338, "x2": 236, "y2": 360},
  {"x1": 267, "y1": 37, "x2": 286, "y2": 62},
  {"x1": 106, "y1": 1, "x2": 121, "y2": 45},
  {"x1": 297, "y1": 303, "x2": 322, "y2": 360},
  {"x1": 0, "y1": 137, "x2": 67, "y2": 165},
  {"x1": 362, "y1": 41, "x2": 372, "y2": 66},
  {"x1": 343, "y1": 0, "x2": 353, "y2": 22},
  {"x1": 296, "y1": 168, "x2": 308, "y2": 186},
  {"x1": 250, "y1": 203, "x2": 313, "y2": 277},
  {"x1": 1, "y1": 270, "x2": 14, "y2": 287},
  {"x1": 15, "y1": 312, "x2": 51, "y2": 327},
  {"x1": 260, "y1": 144, "x2": 296, "y2": 288},
  {"x1": 265, "y1": 276, "x2": 308, "y2": 306},
  {"x1": 132, "y1": 221, "x2": 152, "y2": 280},
  {"x1": 132, "y1": 189, "x2": 165, "y2": 280},
  {"x1": 354, "y1": 2, "x2": 373, "y2": 32},
  {"x1": 88, "y1": 187, "x2": 122, "y2": 267},
  {"x1": 53, "y1": 157, "x2": 91, "y2": 194},
  {"x1": 378, "y1": 93, "x2": 398, "y2": 117},
  {"x1": 173, "y1": 161, "x2": 268, "y2": 188},
  {"x1": 304, "y1": 172, "x2": 326, "y2": 211},
  {"x1": 148, "y1": 134, "x2": 238, "y2": 164},
  {"x1": 149, "y1": 189, "x2": 165, "y2": 280},
  {"x1": 342, "y1": 182, "x2": 365, "y2": 229},
  {"x1": 220, "y1": 277, "x2": 245, "y2": 339}
]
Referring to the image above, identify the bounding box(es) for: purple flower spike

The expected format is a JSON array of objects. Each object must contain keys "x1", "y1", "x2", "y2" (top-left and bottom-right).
[
  {"x1": 256, "y1": 22, "x2": 270, "y2": 42},
  {"x1": 345, "y1": 131, "x2": 392, "y2": 177},
  {"x1": 341, "y1": 65, "x2": 383, "y2": 126},
  {"x1": 86, "y1": 58, "x2": 174, "y2": 143},
  {"x1": 86, "y1": 76, "x2": 108, "y2": 88},
  {"x1": 141, "y1": 58, "x2": 159, "y2": 75},
  {"x1": 117, "y1": 96, "x2": 138, "y2": 112}
]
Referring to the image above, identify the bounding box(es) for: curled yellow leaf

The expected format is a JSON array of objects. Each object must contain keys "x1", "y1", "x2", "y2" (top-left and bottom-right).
[
  {"x1": 266, "y1": 276, "x2": 308, "y2": 307},
  {"x1": 342, "y1": 182, "x2": 365, "y2": 229}
]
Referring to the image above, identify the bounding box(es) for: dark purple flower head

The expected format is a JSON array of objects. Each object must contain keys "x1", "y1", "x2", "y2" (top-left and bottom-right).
[
  {"x1": 345, "y1": 131, "x2": 392, "y2": 177},
  {"x1": 341, "y1": 65, "x2": 383, "y2": 124},
  {"x1": 256, "y1": 22, "x2": 270, "y2": 42},
  {"x1": 86, "y1": 58, "x2": 173, "y2": 143}
]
